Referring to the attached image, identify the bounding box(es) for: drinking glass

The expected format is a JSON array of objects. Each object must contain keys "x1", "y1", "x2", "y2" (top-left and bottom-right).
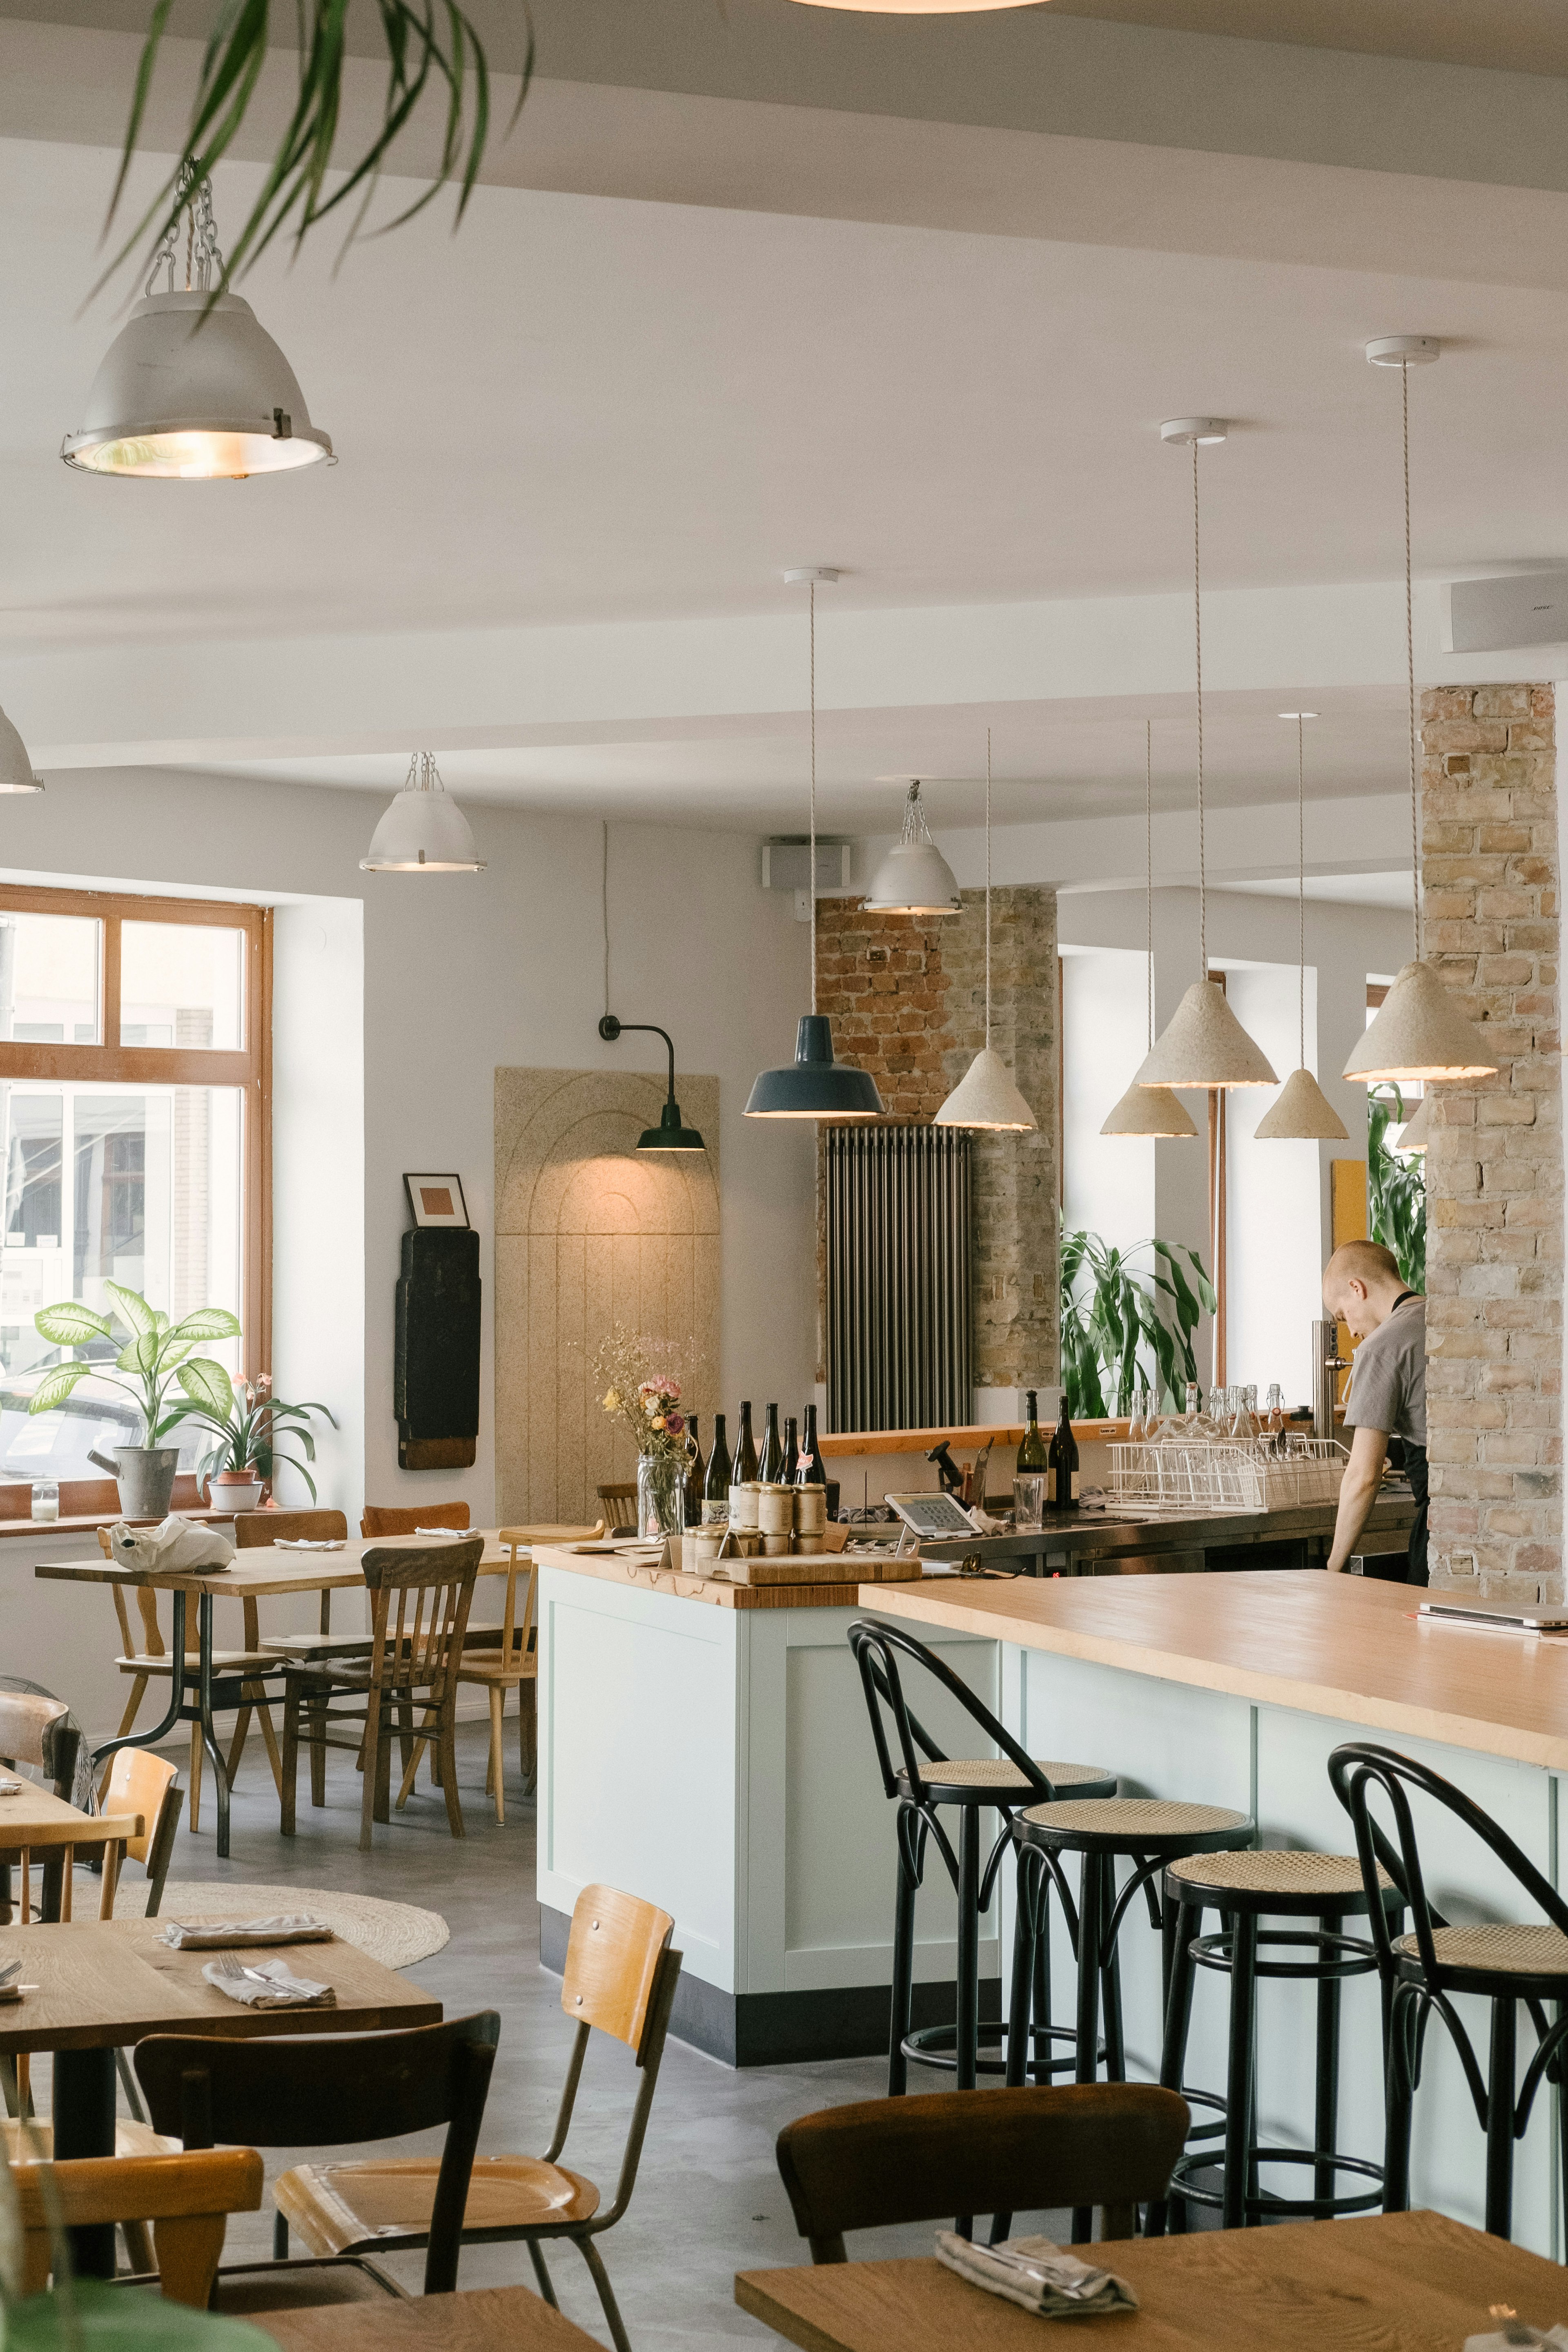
[
  {"x1": 1013, "y1": 1474, "x2": 1047, "y2": 1532},
  {"x1": 30, "y1": 1481, "x2": 58, "y2": 1523}
]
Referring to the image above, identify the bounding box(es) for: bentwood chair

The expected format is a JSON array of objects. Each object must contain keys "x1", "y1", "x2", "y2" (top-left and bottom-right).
[
  {"x1": 775, "y1": 2084, "x2": 1191, "y2": 2258},
  {"x1": 136, "y1": 2013, "x2": 499, "y2": 2313},
  {"x1": 1330, "y1": 1740, "x2": 1568, "y2": 2243},
  {"x1": 848, "y1": 1617, "x2": 1117, "y2": 2100},
  {"x1": 10, "y1": 2147, "x2": 263, "y2": 2305},
  {"x1": 270, "y1": 1883, "x2": 682, "y2": 2352},
  {"x1": 281, "y1": 1537, "x2": 482, "y2": 1849}
]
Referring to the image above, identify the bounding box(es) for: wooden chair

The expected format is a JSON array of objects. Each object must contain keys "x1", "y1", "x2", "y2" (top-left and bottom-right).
[
  {"x1": 774, "y1": 2083, "x2": 1191, "y2": 2260},
  {"x1": 446, "y1": 1523, "x2": 601, "y2": 1824},
  {"x1": 281, "y1": 1538, "x2": 482, "y2": 1850},
  {"x1": 135, "y1": 2012, "x2": 499, "y2": 2312},
  {"x1": 270, "y1": 1883, "x2": 682, "y2": 2352},
  {"x1": 9, "y1": 2147, "x2": 263, "y2": 2305},
  {"x1": 97, "y1": 1523, "x2": 285, "y2": 1827},
  {"x1": 360, "y1": 1502, "x2": 470, "y2": 1536},
  {"x1": 596, "y1": 1482, "x2": 638, "y2": 1534},
  {"x1": 0, "y1": 1689, "x2": 80, "y2": 1927}
]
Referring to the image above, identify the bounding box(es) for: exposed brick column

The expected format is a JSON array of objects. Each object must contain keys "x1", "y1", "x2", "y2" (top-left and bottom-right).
[
  {"x1": 814, "y1": 888, "x2": 1058, "y2": 1399},
  {"x1": 1422, "y1": 684, "x2": 1563, "y2": 1601}
]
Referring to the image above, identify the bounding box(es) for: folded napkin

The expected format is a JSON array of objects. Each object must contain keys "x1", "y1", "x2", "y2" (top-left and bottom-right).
[
  {"x1": 414, "y1": 1526, "x2": 463, "y2": 1538},
  {"x1": 273, "y1": 1538, "x2": 344, "y2": 1551},
  {"x1": 202, "y1": 1956, "x2": 337, "y2": 2009},
  {"x1": 110, "y1": 1516, "x2": 236, "y2": 1572},
  {"x1": 162, "y1": 1915, "x2": 334, "y2": 1950},
  {"x1": 935, "y1": 2233, "x2": 1138, "y2": 2319}
]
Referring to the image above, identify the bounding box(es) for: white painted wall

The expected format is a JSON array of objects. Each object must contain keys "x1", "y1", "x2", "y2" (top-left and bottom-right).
[
  {"x1": 1060, "y1": 945, "x2": 1156, "y2": 1267},
  {"x1": 1222, "y1": 959, "x2": 1323, "y2": 1405}
]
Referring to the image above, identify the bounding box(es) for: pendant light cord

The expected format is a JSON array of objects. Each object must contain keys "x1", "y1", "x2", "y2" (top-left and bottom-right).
[
  {"x1": 1145, "y1": 720, "x2": 1154, "y2": 1050},
  {"x1": 1297, "y1": 714, "x2": 1306, "y2": 1070},
  {"x1": 1403, "y1": 357, "x2": 1420, "y2": 964},
  {"x1": 1192, "y1": 438, "x2": 1207, "y2": 982},
  {"x1": 809, "y1": 579, "x2": 818, "y2": 1019},
  {"x1": 984, "y1": 727, "x2": 993, "y2": 1050},
  {"x1": 601, "y1": 820, "x2": 610, "y2": 1019}
]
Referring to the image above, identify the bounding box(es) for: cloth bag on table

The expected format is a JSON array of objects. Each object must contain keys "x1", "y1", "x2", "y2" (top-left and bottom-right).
[{"x1": 107, "y1": 1516, "x2": 236, "y2": 1572}]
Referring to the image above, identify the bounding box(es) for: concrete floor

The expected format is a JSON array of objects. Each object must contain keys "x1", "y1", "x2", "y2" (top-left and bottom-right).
[{"x1": 87, "y1": 1720, "x2": 1044, "y2": 2351}]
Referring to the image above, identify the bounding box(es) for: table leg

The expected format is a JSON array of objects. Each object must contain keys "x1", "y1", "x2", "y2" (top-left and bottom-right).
[
  {"x1": 91, "y1": 1590, "x2": 189, "y2": 1770},
  {"x1": 53, "y1": 2046, "x2": 117, "y2": 2277},
  {"x1": 198, "y1": 1596, "x2": 234, "y2": 1860}
]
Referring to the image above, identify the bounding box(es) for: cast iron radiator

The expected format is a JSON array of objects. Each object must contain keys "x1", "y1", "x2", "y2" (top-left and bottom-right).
[{"x1": 823, "y1": 1124, "x2": 973, "y2": 1433}]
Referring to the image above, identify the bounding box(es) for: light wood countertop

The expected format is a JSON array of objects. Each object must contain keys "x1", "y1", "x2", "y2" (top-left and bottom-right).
[{"x1": 860, "y1": 1570, "x2": 1568, "y2": 1773}]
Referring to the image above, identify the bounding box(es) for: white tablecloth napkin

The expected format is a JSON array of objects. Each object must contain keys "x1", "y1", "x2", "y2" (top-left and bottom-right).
[{"x1": 934, "y1": 2232, "x2": 1138, "y2": 2319}]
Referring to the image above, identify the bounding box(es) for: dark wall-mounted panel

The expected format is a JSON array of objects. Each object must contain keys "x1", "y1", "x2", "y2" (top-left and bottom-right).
[{"x1": 394, "y1": 1226, "x2": 481, "y2": 1472}]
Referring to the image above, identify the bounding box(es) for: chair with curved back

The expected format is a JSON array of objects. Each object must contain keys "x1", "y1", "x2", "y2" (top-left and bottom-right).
[
  {"x1": 1330, "y1": 1739, "x2": 1568, "y2": 2243},
  {"x1": 450, "y1": 1524, "x2": 602, "y2": 1822},
  {"x1": 847, "y1": 1616, "x2": 1117, "y2": 2106}
]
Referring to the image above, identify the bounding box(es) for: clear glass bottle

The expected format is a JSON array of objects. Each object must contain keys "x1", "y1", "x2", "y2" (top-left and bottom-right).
[{"x1": 1265, "y1": 1382, "x2": 1286, "y2": 1452}]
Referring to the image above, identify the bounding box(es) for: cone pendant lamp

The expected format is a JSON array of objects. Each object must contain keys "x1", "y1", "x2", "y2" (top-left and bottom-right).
[
  {"x1": 1136, "y1": 426, "x2": 1277, "y2": 1093},
  {"x1": 746, "y1": 571, "x2": 884, "y2": 1121},
  {"x1": 1256, "y1": 714, "x2": 1348, "y2": 1141},
  {"x1": 1343, "y1": 341, "x2": 1496, "y2": 1088},
  {"x1": 1394, "y1": 1092, "x2": 1431, "y2": 1153},
  {"x1": 935, "y1": 731, "x2": 1035, "y2": 1130},
  {"x1": 1102, "y1": 723, "x2": 1196, "y2": 1137}
]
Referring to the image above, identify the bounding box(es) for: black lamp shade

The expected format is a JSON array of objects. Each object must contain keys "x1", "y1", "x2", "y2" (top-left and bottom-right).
[
  {"x1": 638, "y1": 1098, "x2": 706, "y2": 1151},
  {"x1": 744, "y1": 1014, "x2": 885, "y2": 1120}
]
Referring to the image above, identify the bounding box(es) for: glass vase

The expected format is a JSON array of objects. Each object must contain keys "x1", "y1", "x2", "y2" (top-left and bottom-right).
[{"x1": 637, "y1": 1452, "x2": 686, "y2": 1543}]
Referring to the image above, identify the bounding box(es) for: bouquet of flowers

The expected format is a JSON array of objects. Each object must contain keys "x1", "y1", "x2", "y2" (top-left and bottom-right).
[{"x1": 590, "y1": 1329, "x2": 688, "y2": 1463}]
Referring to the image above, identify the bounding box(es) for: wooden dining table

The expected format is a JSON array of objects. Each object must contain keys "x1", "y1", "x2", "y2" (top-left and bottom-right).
[
  {"x1": 34, "y1": 1531, "x2": 517, "y2": 1857},
  {"x1": 0, "y1": 1913, "x2": 441, "y2": 2277},
  {"x1": 0, "y1": 1782, "x2": 143, "y2": 1922},
  {"x1": 256, "y1": 2283, "x2": 603, "y2": 2350},
  {"x1": 736, "y1": 2207, "x2": 1568, "y2": 2349}
]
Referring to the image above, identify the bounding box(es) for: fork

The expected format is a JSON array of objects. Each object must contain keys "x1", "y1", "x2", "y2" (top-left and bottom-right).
[{"x1": 210, "y1": 1954, "x2": 272, "y2": 1986}]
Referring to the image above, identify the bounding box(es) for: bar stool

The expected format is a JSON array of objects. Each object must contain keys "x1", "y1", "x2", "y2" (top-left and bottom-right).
[
  {"x1": 1153, "y1": 1848, "x2": 1401, "y2": 2231},
  {"x1": 1331, "y1": 1740, "x2": 1568, "y2": 2243},
  {"x1": 1013, "y1": 1796, "x2": 1253, "y2": 2241},
  {"x1": 848, "y1": 1617, "x2": 1116, "y2": 2097}
]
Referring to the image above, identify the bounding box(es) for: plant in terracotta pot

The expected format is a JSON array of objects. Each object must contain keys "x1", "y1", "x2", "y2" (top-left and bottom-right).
[
  {"x1": 29, "y1": 1283, "x2": 241, "y2": 1521},
  {"x1": 181, "y1": 1376, "x2": 337, "y2": 1511}
]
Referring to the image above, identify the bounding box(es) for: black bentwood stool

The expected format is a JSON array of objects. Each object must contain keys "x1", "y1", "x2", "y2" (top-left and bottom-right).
[
  {"x1": 1013, "y1": 1796, "x2": 1253, "y2": 2242},
  {"x1": 1331, "y1": 1741, "x2": 1568, "y2": 2243},
  {"x1": 848, "y1": 1618, "x2": 1116, "y2": 2098},
  {"x1": 1151, "y1": 1847, "x2": 1403, "y2": 2232}
]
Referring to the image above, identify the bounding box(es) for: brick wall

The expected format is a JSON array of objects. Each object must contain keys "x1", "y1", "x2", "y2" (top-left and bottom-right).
[
  {"x1": 1422, "y1": 684, "x2": 1563, "y2": 1602},
  {"x1": 813, "y1": 887, "x2": 1058, "y2": 1394}
]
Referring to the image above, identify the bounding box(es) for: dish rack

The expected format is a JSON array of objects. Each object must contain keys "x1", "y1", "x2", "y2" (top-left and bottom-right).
[{"x1": 1109, "y1": 1436, "x2": 1347, "y2": 1514}]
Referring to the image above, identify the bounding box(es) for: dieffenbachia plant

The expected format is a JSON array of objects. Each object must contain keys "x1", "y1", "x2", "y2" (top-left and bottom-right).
[{"x1": 29, "y1": 1282, "x2": 241, "y2": 1445}]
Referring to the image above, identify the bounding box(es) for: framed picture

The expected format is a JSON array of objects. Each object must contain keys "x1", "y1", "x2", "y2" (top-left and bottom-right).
[{"x1": 404, "y1": 1173, "x2": 470, "y2": 1230}]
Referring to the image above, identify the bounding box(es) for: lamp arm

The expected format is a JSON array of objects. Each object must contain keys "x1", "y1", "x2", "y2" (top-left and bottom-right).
[{"x1": 598, "y1": 1013, "x2": 677, "y2": 1100}]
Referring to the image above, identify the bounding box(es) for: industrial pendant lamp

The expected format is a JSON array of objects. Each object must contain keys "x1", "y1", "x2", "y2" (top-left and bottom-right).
[
  {"x1": 865, "y1": 781, "x2": 962, "y2": 917},
  {"x1": 62, "y1": 169, "x2": 332, "y2": 481},
  {"x1": 360, "y1": 754, "x2": 485, "y2": 873},
  {"x1": 935, "y1": 730, "x2": 1035, "y2": 1130},
  {"x1": 745, "y1": 572, "x2": 884, "y2": 1121},
  {"x1": 0, "y1": 702, "x2": 42, "y2": 795},
  {"x1": 1135, "y1": 423, "x2": 1277, "y2": 1092},
  {"x1": 1255, "y1": 715, "x2": 1349, "y2": 1141},
  {"x1": 1344, "y1": 341, "x2": 1497, "y2": 1086},
  {"x1": 1101, "y1": 722, "x2": 1197, "y2": 1138},
  {"x1": 598, "y1": 1017, "x2": 706, "y2": 1150}
]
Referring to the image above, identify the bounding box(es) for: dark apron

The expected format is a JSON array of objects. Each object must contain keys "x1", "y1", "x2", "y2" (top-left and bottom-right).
[{"x1": 1403, "y1": 1443, "x2": 1429, "y2": 1588}]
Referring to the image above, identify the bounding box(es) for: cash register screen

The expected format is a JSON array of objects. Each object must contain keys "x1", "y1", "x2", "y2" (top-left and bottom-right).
[{"x1": 886, "y1": 1493, "x2": 982, "y2": 1540}]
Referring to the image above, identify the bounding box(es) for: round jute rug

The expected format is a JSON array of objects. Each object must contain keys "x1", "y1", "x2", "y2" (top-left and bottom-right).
[{"x1": 114, "y1": 1880, "x2": 449, "y2": 1969}]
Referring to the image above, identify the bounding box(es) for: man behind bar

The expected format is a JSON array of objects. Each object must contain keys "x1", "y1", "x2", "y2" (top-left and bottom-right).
[{"x1": 1321, "y1": 1239, "x2": 1427, "y2": 1586}]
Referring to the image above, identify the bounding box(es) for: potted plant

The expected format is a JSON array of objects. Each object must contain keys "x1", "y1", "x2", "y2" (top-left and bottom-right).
[
  {"x1": 29, "y1": 1282, "x2": 241, "y2": 1521},
  {"x1": 181, "y1": 1376, "x2": 337, "y2": 1513}
]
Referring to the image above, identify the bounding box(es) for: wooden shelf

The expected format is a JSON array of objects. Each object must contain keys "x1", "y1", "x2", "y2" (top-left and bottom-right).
[{"x1": 819, "y1": 1420, "x2": 1128, "y2": 1458}]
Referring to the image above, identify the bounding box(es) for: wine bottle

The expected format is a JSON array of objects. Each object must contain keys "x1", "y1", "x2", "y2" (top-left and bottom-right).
[
  {"x1": 1048, "y1": 1393, "x2": 1080, "y2": 1511},
  {"x1": 1017, "y1": 1391, "x2": 1049, "y2": 1474},
  {"x1": 796, "y1": 1403, "x2": 828, "y2": 1485},
  {"x1": 704, "y1": 1413, "x2": 733, "y2": 1524},
  {"x1": 757, "y1": 1402, "x2": 782, "y2": 1485},
  {"x1": 734, "y1": 1401, "x2": 759, "y2": 1485},
  {"x1": 782, "y1": 1415, "x2": 800, "y2": 1485},
  {"x1": 684, "y1": 1415, "x2": 706, "y2": 1528}
]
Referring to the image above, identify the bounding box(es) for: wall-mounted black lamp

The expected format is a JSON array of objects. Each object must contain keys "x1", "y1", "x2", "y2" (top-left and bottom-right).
[{"x1": 598, "y1": 1015, "x2": 707, "y2": 1151}]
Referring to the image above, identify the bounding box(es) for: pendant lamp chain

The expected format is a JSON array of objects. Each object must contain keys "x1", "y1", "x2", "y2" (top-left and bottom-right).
[
  {"x1": 1403, "y1": 357, "x2": 1420, "y2": 965},
  {"x1": 809, "y1": 579, "x2": 818, "y2": 1019},
  {"x1": 1297, "y1": 714, "x2": 1306, "y2": 1070},
  {"x1": 984, "y1": 727, "x2": 993, "y2": 1050},
  {"x1": 1192, "y1": 439, "x2": 1207, "y2": 983}
]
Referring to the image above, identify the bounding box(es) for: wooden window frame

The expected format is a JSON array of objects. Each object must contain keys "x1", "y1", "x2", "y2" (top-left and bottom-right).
[{"x1": 0, "y1": 885, "x2": 272, "y2": 1378}]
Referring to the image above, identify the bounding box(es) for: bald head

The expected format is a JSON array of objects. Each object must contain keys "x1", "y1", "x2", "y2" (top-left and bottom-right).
[{"x1": 1323, "y1": 1240, "x2": 1414, "y2": 1341}]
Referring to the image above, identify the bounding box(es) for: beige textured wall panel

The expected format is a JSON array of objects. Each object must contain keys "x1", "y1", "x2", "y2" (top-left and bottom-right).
[{"x1": 495, "y1": 1068, "x2": 720, "y2": 1524}]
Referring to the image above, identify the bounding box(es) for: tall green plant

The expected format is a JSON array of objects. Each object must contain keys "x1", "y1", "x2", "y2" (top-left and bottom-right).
[
  {"x1": 1368, "y1": 1086, "x2": 1428, "y2": 1291},
  {"x1": 27, "y1": 1283, "x2": 240, "y2": 1445},
  {"x1": 1060, "y1": 1231, "x2": 1217, "y2": 1417}
]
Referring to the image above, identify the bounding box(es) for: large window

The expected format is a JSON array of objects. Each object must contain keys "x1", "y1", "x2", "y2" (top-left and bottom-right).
[{"x1": 0, "y1": 889, "x2": 270, "y2": 1482}]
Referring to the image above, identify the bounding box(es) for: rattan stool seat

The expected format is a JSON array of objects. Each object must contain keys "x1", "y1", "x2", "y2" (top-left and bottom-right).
[
  {"x1": 1394, "y1": 1923, "x2": 1568, "y2": 1980},
  {"x1": 1167, "y1": 1848, "x2": 1394, "y2": 1913},
  {"x1": 898, "y1": 1757, "x2": 1116, "y2": 1802},
  {"x1": 1020, "y1": 1797, "x2": 1252, "y2": 1855}
]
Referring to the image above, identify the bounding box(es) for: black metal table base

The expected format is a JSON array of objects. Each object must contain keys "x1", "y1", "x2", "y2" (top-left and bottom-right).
[{"x1": 88, "y1": 1590, "x2": 256, "y2": 1858}]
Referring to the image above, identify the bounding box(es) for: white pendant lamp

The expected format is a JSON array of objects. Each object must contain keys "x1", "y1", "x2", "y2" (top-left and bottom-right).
[
  {"x1": 1102, "y1": 722, "x2": 1196, "y2": 1138},
  {"x1": 1256, "y1": 715, "x2": 1348, "y2": 1142},
  {"x1": 1394, "y1": 1092, "x2": 1431, "y2": 1154},
  {"x1": 0, "y1": 702, "x2": 42, "y2": 795},
  {"x1": 935, "y1": 730, "x2": 1035, "y2": 1132},
  {"x1": 62, "y1": 171, "x2": 332, "y2": 482},
  {"x1": 865, "y1": 781, "x2": 962, "y2": 916},
  {"x1": 1343, "y1": 340, "x2": 1496, "y2": 1086},
  {"x1": 746, "y1": 572, "x2": 885, "y2": 1120},
  {"x1": 1136, "y1": 424, "x2": 1278, "y2": 1092},
  {"x1": 360, "y1": 754, "x2": 485, "y2": 873}
]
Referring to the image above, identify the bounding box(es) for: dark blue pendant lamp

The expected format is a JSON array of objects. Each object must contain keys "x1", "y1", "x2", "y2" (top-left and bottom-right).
[
  {"x1": 746, "y1": 568, "x2": 884, "y2": 1122},
  {"x1": 598, "y1": 1015, "x2": 706, "y2": 1151}
]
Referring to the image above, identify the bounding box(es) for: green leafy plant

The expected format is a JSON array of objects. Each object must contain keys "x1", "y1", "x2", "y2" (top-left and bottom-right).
[
  {"x1": 1368, "y1": 1086, "x2": 1428, "y2": 1292},
  {"x1": 1060, "y1": 1231, "x2": 1217, "y2": 1418},
  {"x1": 28, "y1": 1283, "x2": 241, "y2": 1447},
  {"x1": 181, "y1": 1375, "x2": 337, "y2": 1503}
]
